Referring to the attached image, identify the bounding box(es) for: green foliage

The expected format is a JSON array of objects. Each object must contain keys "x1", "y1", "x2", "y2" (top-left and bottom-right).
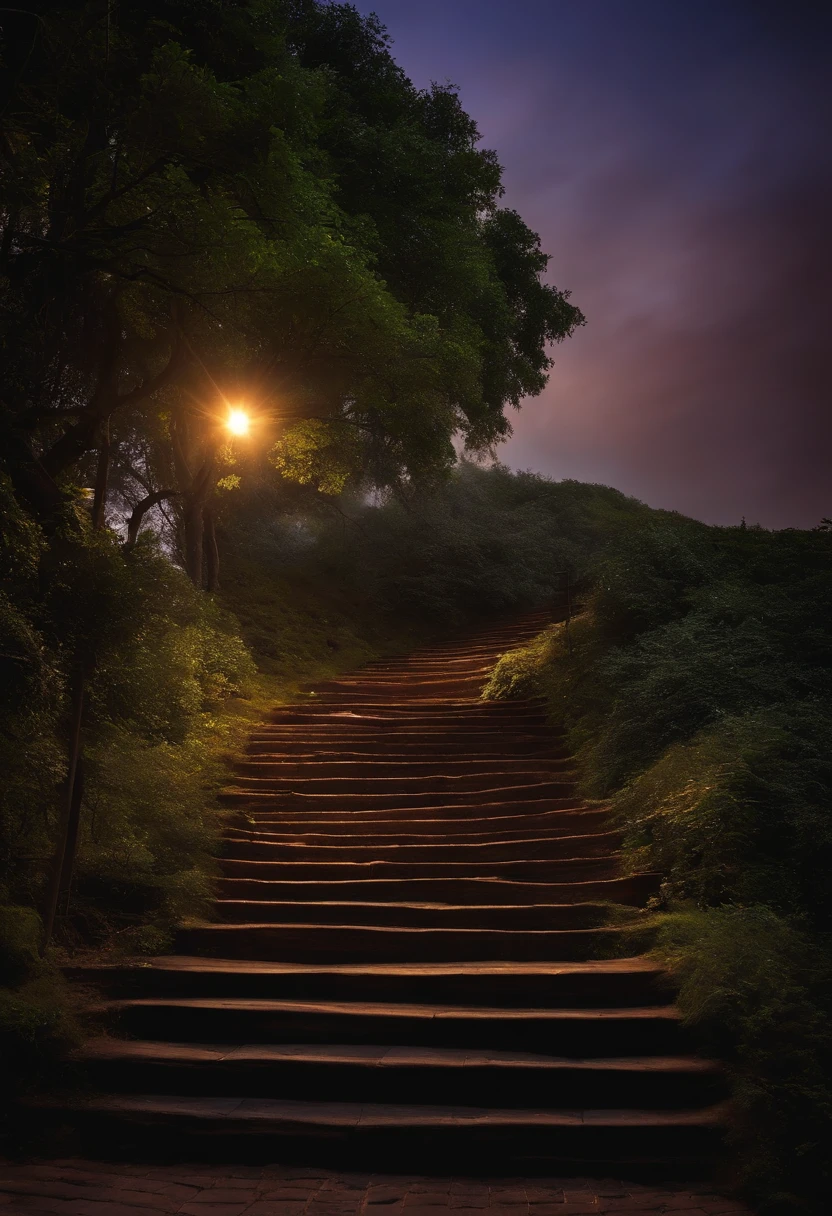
[
  {"x1": 483, "y1": 494, "x2": 832, "y2": 1211},
  {"x1": 0, "y1": 906, "x2": 82, "y2": 1104},
  {"x1": 0, "y1": 517, "x2": 257, "y2": 942},
  {"x1": 230, "y1": 462, "x2": 654, "y2": 630},
  {"x1": 2, "y1": 0, "x2": 581, "y2": 573},
  {"x1": 0, "y1": 905, "x2": 43, "y2": 986},
  {"x1": 614, "y1": 708, "x2": 832, "y2": 924},
  {"x1": 655, "y1": 909, "x2": 832, "y2": 1211}
]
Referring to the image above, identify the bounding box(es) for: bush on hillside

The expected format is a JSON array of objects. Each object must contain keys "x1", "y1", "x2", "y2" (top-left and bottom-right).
[
  {"x1": 0, "y1": 905, "x2": 82, "y2": 1103},
  {"x1": 655, "y1": 908, "x2": 832, "y2": 1210},
  {"x1": 484, "y1": 510, "x2": 832, "y2": 1212}
]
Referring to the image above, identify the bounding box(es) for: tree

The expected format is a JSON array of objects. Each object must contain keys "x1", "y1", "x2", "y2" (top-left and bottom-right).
[{"x1": 1, "y1": 0, "x2": 582, "y2": 588}]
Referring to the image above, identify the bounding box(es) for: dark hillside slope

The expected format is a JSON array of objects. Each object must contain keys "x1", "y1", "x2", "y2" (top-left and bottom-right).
[{"x1": 485, "y1": 514, "x2": 832, "y2": 1214}]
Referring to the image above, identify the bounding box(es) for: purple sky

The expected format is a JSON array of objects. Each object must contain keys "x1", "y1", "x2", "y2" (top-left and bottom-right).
[{"x1": 357, "y1": 0, "x2": 832, "y2": 527}]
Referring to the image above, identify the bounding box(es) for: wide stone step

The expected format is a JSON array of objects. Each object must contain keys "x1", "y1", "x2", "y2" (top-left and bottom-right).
[
  {"x1": 98, "y1": 997, "x2": 684, "y2": 1055},
  {"x1": 65, "y1": 957, "x2": 670, "y2": 1007},
  {"x1": 224, "y1": 809, "x2": 611, "y2": 843},
  {"x1": 32, "y1": 1093, "x2": 724, "y2": 1171},
  {"x1": 311, "y1": 678, "x2": 491, "y2": 696},
  {"x1": 232, "y1": 797, "x2": 587, "y2": 822},
  {"x1": 263, "y1": 706, "x2": 549, "y2": 723},
  {"x1": 173, "y1": 920, "x2": 652, "y2": 963},
  {"x1": 216, "y1": 854, "x2": 624, "y2": 883},
  {"x1": 219, "y1": 782, "x2": 579, "y2": 811},
  {"x1": 76, "y1": 1039, "x2": 725, "y2": 1109},
  {"x1": 31, "y1": 1094, "x2": 724, "y2": 1171},
  {"x1": 233, "y1": 758, "x2": 576, "y2": 779},
  {"x1": 212, "y1": 874, "x2": 661, "y2": 910},
  {"x1": 218, "y1": 831, "x2": 620, "y2": 864},
  {"x1": 227, "y1": 772, "x2": 579, "y2": 796},
  {"x1": 245, "y1": 741, "x2": 564, "y2": 757},
  {"x1": 213, "y1": 900, "x2": 624, "y2": 930},
  {"x1": 245, "y1": 736, "x2": 561, "y2": 755}
]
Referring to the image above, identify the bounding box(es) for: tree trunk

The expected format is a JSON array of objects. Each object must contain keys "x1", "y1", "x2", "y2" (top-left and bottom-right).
[
  {"x1": 42, "y1": 670, "x2": 86, "y2": 948},
  {"x1": 91, "y1": 417, "x2": 110, "y2": 529},
  {"x1": 57, "y1": 755, "x2": 85, "y2": 918},
  {"x1": 124, "y1": 489, "x2": 179, "y2": 548},
  {"x1": 204, "y1": 507, "x2": 220, "y2": 592},
  {"x1": 183, "y1": 496, "x2": 205, "y2": 587}
]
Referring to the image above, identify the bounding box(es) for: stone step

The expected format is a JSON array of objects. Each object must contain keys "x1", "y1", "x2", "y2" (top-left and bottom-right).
[
  {"x1": 311, "y1": 677, "x2": 491, "y2": 695},
  {"x1": 212, "y1": 900, "x2": 625, "y2": 930},
  {"x1": 227, "y1": 772, "x2": 580, "y2": 796},
  {"x1": 260, "y1": 715, "x2": 553, "y2": 731},
  {"x1": 173, "y1": 920, "x2": 653, "y2": 963},
  {"x1": 264, "y1": 705, "x2": 549, "y2": 721},
  {"x1": 219, "y1": 783, "x2": 579, "y2": 811},
  {"x1": 216, "y1": 853, "x2": 625, "y2": 883},
  {"x1": 245, "y1": 736, "x2": 561, "y2": 754},
  {"x1": 247, "y1": 734, "x2": 558, "y2": 751},
  {"x1": 97, "y1": 997, "x2": 685, "y2": 1055},
  {"x1": 75, "y1": 1039, "x2": 725, "y2": 1109},
  {"x1": 30, "y1": 1094, "x2": 724, "y2": 1171},
  {"x1": 218, "y1": 830, "x2": 620, "y2": 864},
  {"x1": 236, "y1": 797, "x2": 588, "y2": 822},
  {"x1": 227, "y1": 797, "x2": 583, "y2": 826},
  {"x1": 233, "y1": 758, "x2": 577, "y2": 779},
  {"x1": 212, "y1": 874, "x2": 661, "y2": 910},
  {"x1": 224, "y1": 809, "x2": 612, "y2": 843},
  {"x1": 65, "y1": 956, "x2": 671, "y2": 1007}
]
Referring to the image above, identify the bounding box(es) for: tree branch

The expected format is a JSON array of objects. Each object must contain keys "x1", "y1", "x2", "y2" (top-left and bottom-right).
[{"x1": 124, "y1": 489, "x2": 180, "y2": 548}]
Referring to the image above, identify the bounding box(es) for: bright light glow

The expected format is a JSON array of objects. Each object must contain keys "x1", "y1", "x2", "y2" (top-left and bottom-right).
[{"x1": 226, "y1": 408, "x2": 250, "y2": 436}]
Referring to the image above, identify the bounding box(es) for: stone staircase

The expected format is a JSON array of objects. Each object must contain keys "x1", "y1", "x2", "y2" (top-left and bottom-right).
[{"x1": 58, "y1": 609, "x2": 726, "y2": 1173}]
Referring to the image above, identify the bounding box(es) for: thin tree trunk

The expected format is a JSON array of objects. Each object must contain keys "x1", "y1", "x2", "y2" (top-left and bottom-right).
[
  {"x1": 57, "y1": 756, "x2": 85, "y2": 916},
  {"x1": 204, "y1": 507, "x2": 220, "y2": 592},
  {"x1": 42, "y1": 670, "x2": 86, "y2": 948},
  {"x1": 124, "y1": 489, "x2": 179, "y2": 548},
  {"x1": 184, "y1": 496, "x2": 205, "y2": 587},
  {"x1": 91, "y1": 417, "x2": 110, "y2": 529}
]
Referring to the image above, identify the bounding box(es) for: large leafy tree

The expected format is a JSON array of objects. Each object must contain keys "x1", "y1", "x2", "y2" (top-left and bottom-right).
[{"x1": 1, "y1": 0, "x2": 582, "y2": 587}]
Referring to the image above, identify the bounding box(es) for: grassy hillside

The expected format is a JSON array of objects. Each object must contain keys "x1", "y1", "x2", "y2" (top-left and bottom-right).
[{"x1": 485, "y1": 511, "x2": 832, "y2": 1214}]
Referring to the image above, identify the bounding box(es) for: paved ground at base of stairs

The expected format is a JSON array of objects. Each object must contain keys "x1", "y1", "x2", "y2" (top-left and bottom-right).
[{"x1": 0, "y1": 1160, "x2": 754, "y2": 1216}]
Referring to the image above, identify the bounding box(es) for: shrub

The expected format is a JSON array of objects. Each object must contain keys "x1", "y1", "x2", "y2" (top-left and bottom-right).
[
  {"x1": 655, "y1": 908, "x2": 832, "y2": 1211},
  {"x1": 0, "y1": 905, "x2": 82, "y2": 1105},
  {"x1": 484, "y1": 507, "x2": 832, "y2": 1211}
]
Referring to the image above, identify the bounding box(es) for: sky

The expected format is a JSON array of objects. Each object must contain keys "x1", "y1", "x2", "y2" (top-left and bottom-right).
[{"x1": 357, "y1": 0, "x2": 832, "y2": 527}]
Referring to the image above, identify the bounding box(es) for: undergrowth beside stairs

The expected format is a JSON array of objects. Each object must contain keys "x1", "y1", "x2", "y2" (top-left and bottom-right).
[{"x1": 484, "y1": 516, "x2": 832, "y2": 1215}]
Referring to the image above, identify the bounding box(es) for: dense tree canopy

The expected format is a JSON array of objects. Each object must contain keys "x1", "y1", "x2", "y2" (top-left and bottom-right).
[{"x1": 1, "y1": 0, "x2": 582, "y2": 584}]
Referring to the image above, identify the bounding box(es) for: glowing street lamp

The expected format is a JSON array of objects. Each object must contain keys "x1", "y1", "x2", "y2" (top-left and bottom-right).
[{"x1": 226, "y1": 407, "x2": 250, "y2": 437}]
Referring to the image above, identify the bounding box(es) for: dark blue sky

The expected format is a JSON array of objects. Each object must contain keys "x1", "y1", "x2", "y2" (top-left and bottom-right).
[{"x1": 357, "y1": 1, "x2": 831, "y2": 526}]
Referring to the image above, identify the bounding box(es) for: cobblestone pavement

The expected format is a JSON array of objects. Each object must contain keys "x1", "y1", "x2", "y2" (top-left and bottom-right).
[{"x1": 0, "y1": 1160, "x2": 753, "y2": 1216}]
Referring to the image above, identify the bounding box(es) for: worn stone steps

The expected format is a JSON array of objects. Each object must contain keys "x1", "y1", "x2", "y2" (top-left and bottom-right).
[
  {"x1": 174, "y1": 920, "x2": 651, "y2": 963},
  {"x1": 64, "y1": 957, "x2": 670, "y2": 1006},
  {"x1": 219, "y1": 831, "x2": 620, "y2": 864},
  {"x1": 212, "y1": 899, "x2": 625, "y2": 929},
  {"x1": 233, "y1": 758, "x2": 576, "y2": 779},
  {"x1": 96, "y1": 997, "x2": 685, "y2": 1055},
  {"x1": 215, "y1": 854, "x2": 626, "y2": 882},
  {"x1": 212, "y1": 874, "x2": 661, "y2": 909},
  {"x1": 33, "y1": 1093, "x2": 726, "y2": 1173},
  {"x1": 238, "y1": 796, "x2": 589, "y2": 821},
  {"x1": 219, "y1": 784, "x2": 580, "y2": 811},
  {"x1": 75, "y1": 1039, "x2": 723, "y2": 1109},
  {"x1": 56, "y1": 607, "x2": 722, "y2": 1173},
  {"x1": 223, "y1": 817, "x2": 613, "y2": 846},
  {"x1": 225, "y1": 776, "x2": 580, "y2": 799}
]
